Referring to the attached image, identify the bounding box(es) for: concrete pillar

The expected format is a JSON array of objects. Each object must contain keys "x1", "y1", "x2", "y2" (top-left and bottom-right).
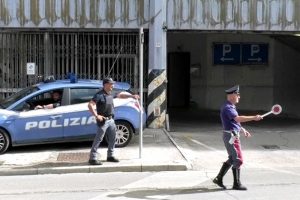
[
  {"x1": 44, "y1": 32, "x2": 51, "y2": 76},
  {"x1": 147, "y1": 0, "x2": 167, "y2": 128}
]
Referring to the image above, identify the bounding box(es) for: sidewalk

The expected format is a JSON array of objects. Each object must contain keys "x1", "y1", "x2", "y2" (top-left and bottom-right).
[{"x1": 0, "y1": 129, "x2": 189, "y2": 176}]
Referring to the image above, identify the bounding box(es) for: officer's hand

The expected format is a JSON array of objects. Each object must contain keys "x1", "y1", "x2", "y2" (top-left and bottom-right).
[
  {"x1": 244, "y1": 130, "x2": 251, "y2": 138},
  {"x1": 96, "y1": 115, "x2": 105, "y2": 122},
  {"x1": 35, "y1": 105, "x2": 43, "y2": 110},
  {"x1": 242, "y1": 127, "x2": 251, "y2": 138},
  {"x1": 254, "y1": 115, "x2": 263, "y2": 121},
  {"x1": 132, "y1": 94, "x2": 140, "y2": 100}
]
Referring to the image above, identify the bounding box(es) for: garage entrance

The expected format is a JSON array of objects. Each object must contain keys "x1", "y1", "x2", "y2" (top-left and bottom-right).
[{"x1": 167, "y1": 32, "x2": 300, "y2": 120}]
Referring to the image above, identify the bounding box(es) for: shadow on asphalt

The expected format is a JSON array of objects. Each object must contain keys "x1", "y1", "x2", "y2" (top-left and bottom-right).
[{"x1": 107, "y1": 187, "x2": 224, "y2": 199}]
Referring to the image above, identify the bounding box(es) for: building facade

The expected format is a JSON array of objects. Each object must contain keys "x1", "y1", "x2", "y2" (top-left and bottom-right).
[{"x1": 1, "y1": 0, "x2": 300, "y2": 127}]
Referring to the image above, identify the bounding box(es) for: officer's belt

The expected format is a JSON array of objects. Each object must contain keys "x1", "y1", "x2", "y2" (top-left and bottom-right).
[
  {"x1": 223, "y1": 130, "x2": 233, "y2": 134},
  {"x1": 223, "y1": 130, "x2": 240, "y2": 137},
  {"x1": 223, "y1": 130, "x2": 240, "y2": 134},
  {"x1": 104, "y1": 115, "x2": 114, "y2": 119}
]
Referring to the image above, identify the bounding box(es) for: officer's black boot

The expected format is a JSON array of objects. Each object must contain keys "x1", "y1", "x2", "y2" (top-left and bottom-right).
[
  {"x1": 232, "y1": 168, "x2": 247, "y2": 190},
  {"x1": 213, "y1": 162, "x2": 231, "y2": 189}
]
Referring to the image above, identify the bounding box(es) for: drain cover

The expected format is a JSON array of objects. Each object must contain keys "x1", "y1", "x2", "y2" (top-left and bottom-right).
[
  {"x1": 261, "y1": 145, "x2": 280, "y2": 150},
  {"x1": 57, "y1": 152, "x2": 89, "y2": 162}
]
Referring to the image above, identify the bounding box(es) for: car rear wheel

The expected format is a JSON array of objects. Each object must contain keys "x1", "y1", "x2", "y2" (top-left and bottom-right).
[
  {"x1": 106, "y1": 121, "x2": 133, "y2": 148},
  {"x1": 0, "y1": 130, "x2": 10, "y2": 154}
]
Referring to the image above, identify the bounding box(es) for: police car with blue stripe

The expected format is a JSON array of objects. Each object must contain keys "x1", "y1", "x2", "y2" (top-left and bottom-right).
[{"x1": 0, "y1": 77, "x2": 146, "y2": 154}]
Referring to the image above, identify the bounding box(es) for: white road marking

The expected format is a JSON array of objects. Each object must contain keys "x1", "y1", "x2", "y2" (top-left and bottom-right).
[
  {"x1": 86, "y1": 171, "x2": 212, "y2": 200},
  {"x1": 188, "y1": 137, "x2": 224, "y2": 154},
  {"x1": 188, "y1": 137, "x2": 300, "y2": 176}
]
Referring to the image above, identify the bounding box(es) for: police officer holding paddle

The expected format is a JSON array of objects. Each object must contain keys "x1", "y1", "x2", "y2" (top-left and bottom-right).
[{"x1": 213, "y1": 85, "x2": 263, "y2": 190}]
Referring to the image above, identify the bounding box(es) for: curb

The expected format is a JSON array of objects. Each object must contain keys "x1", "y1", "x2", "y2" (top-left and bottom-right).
[
  {"x1": 0, "y1": 163, "x2": 188, "y2": 176},
  {"x1": 0, "y1": 128, "x2": 189, "y2": 176},
  {"x1": 163, "y1": 129, "x2": 193, "y2": 170}
]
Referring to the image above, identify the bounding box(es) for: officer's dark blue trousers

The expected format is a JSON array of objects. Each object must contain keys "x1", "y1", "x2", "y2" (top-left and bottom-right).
[
  {"x1": 223, "y1": 131, "x2": 244, "y2": 169},
  {"x1": 90, "y1": 119, "x2": 117, "y2": 160}
]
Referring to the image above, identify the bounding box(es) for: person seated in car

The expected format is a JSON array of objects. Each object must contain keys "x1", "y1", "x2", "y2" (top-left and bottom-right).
[{"x1": 35, "y1": 90, "x2": 62, "y2": 109}]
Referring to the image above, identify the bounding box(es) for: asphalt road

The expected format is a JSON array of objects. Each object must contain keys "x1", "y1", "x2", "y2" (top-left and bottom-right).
[
  {"x1": 0, "y1": 170, "x2": 299, "y2": 200},
  {"x1": 1, "y1": 117, "x2": 300, "y2": 200},
  {"x1": 169, "y1": 117, "x2": 300, "y2": 172}
]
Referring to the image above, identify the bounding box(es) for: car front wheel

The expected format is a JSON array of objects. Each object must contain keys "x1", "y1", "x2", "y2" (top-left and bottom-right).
[
  {"x1": 0, "y1": 129, "x2": 10, "y2": 154},
  {"x1": 109, "y1": 121, "x2": 133, "y2": 148}
]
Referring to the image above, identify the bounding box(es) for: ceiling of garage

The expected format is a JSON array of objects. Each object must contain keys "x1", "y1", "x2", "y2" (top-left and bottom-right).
[{"x1": 272, "y1": 35, "x2": 300, "y2": 53}]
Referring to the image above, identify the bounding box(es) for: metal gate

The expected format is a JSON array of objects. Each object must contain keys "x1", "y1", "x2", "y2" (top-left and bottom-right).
[{"x1": 0, "y1": 31, "x2": 147, "y2": 98}]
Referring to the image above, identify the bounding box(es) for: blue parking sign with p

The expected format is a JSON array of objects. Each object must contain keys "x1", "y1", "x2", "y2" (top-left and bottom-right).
[
  {"x1": 213, "y1": 43, "x2": 268, "y2": 65},
  {"x1": 213, "y1": 43, "x2": 240, "y2": 65},
  {"x1": 242, "y1": 44, "x2": 268, "y2": 64}
]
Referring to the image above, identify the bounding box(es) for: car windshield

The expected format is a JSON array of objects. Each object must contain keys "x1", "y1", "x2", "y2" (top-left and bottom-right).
[{"x1": 0, "y1": 86, "x2": 39, "y2": 109}]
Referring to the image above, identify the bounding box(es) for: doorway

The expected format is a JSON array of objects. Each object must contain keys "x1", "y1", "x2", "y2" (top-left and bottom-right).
[{"x1": 167, "y1": 52, "x2": 190, "y2": 108}]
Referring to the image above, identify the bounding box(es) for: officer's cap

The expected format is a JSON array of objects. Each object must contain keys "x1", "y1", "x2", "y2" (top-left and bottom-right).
[
  {"x1": 103, "y1": 77, "x2": 115, "y2": 85},
  {"x1": 225, "y1": 85, "x2": 240, "y2": 94}
]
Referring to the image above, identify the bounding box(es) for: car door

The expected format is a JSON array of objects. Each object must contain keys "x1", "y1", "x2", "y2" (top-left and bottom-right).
[
  {"x1": 63, "y1": 87, "x2": 99, "y2": 140},
  {"x1": 12, "y1": 89, "x2": 65, "y2": 144},
  {"x1": 13, "y1": 108, "x2": 64, "y2": 144}
]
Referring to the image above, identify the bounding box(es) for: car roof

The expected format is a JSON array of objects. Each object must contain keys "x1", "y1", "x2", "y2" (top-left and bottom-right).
[{"x1": 35, "y1": 79, "x2": 131, "y2": 91}]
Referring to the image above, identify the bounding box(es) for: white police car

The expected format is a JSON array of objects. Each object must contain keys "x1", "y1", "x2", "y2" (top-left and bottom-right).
[{"x1": 0, "y1": 77, "x2": 146, "y2": 154}]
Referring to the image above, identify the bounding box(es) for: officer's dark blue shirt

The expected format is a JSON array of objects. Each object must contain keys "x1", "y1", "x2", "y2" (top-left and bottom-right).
[
  {"x1": 220, "y1": 100, "x2": 241, "y2": 132},
  {"x1": 92, "y1": 89, "x2": 117, "y2": 118}
]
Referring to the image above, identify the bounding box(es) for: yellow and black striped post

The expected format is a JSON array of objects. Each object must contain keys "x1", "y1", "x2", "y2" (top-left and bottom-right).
[
  {"x1": 147, "y1": 0, "x2": 167, "y2": 128},
  {"x1": 147, "y1": 69, "x2": 167, "y2": 128}
]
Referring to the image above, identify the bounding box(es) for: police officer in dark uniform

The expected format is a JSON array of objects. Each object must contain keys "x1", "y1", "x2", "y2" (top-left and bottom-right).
[
  {"x1": 213, "y1": 85, "x2": 263, "y2": 190},
  {"x1": 87, "y1": 77, "x2": 139, "y2": 165}
]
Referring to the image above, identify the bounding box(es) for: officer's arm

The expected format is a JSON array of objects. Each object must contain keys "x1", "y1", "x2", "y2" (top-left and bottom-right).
[
  {"x1": 43, "y1": 104, "x2": 54, "y2": 109},
  {"x1": 234, "y1": 115, "x2": 262, "y2": 123},
  {"x1": 88, "y1": 100, "x2": 105, "y2": 121},
  {"x1": 35, "y1": 104, "x2": 54, "y2": 109},
  {"x1": 44, "y1": 102, "x2": 59, "y2": 109},
  {"x1": 116, "y1": 92, "x2": 139, "y2": 100},
  {"x1": 88, "y1": 100, "x2": 97, "y2": 117}
]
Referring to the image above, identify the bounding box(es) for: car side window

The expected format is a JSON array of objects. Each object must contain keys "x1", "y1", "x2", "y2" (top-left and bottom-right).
[
  {"x1": 70, "y1": 88, "x2": 99, "y2": 105},
  {"x1": 13, "y1": 89, "x2": 63, "y2": 112}
]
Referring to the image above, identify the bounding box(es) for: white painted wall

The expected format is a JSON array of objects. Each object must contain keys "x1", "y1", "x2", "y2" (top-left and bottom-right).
[{"x1": 168, "y1": 33, "x2": 300, "y2": 117}]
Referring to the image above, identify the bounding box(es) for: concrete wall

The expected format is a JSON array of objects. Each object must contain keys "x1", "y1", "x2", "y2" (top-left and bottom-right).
[
  {"x1": 205, "y1": 34, "x2": 274, "y2": 111},
  {"x1": 0, "y1": 0, "x2": 150, "y2": 28},
  {"x1": 166, "y1": 0, "x2": 300, "y2": 31},
  {"x1": 168, "y1": 33, "x2": 300, "y2": 117},
  {"x1": 1, "y1": 0, "x2": 300, "y2": 31},
  {"x1": 273, "y1": 39, "x2": 300, "y2": 118}
]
